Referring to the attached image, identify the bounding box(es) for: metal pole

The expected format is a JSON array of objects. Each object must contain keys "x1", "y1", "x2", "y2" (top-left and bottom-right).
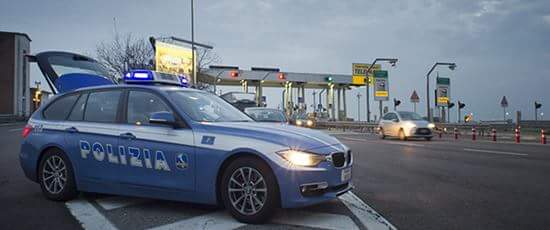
[
  {"x1": 191, "y1": 0, "x2": 196, "y2": 85},
  {"x1": 379, "y1": 101, "x2": 383, "y2": 120},
  {"x1": 357, "y1": 93, "x2": 361, "y2": 121}
]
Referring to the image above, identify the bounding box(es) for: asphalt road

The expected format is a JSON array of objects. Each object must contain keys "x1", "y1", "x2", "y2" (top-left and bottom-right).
[
  {"x1": 1, "y1": 123, "x2": 549, "y2": 230},
  {"x1": 336, "y1": 132, "x2": 550, "y2": 230}
]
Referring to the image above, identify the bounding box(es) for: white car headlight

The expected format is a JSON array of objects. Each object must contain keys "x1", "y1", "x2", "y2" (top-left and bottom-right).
[
  {"x1": 428, "y1": 123, "x2": 435, "y2": 129},
  {"x1": 306, "y1": 120, "x2": 314, "y2": 127},
  {"x1": 296, "y1": 120, "x2": 303, "y2": 126},
  {"x1": 277, "y1": 150, "x2": 325, "y2": 167}
]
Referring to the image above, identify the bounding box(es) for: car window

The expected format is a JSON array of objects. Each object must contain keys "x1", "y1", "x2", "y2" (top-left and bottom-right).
[
  {"x1": 169, "y1": 91, "x2": 252, "y2": 122},
  {"x1": 246, "y1": 109, "x2": 286, "y2": 122},
  {"x1": 84, "y1": 90, "x2": 121, "y2": 123},
  {"x1": 382, "y1": 113, "x2": 394, "y2": 120},
  {"x1": 43, "y1": 94, "x2": 79, "y2": 120},
  {"x1": 127, "y1": 91, "x2": 172, "y2": 126},
  {"x1": 398, "y1": 111, "x2": 424, "y2": 120},
  {"x1": 68, "y1": 93, "x2": 88, "y2": 121}
]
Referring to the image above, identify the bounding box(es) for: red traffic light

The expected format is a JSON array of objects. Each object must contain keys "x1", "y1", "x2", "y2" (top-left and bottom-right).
[
  {"x1": 230, "y1": 71, "x2": 239, "y2": 78},
  {"x1": 278, "y1": 73, "x2": 285, "y2": 80}
]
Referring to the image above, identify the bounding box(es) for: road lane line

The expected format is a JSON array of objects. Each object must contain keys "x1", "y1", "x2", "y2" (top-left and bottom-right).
[
  {"x1": 66, "y1": 199, "x2": 117, "y2": 230},
  {"x1": 96, "y1": 196, "x2": 150, "y2": 211},
  {"x1": 383, "y1": 141, "x2": 425, "y2": 147},
  {"x1": 272, "y1": 210, "x2": 359, "y2": 230},
  {"x1": 463, "y1": 148, "x2": 528, "y2": 156},
  {"x1": 149, "y1": 211, "x2": 245, "y2": 230},
  {"x1": 340, "y1": 137, "x2": 366, "y2": 142},
  {"x1": 339, "y1": 192, "x2": 397, "y2": 230},
  {"x1": 8, "y1": 128, "x2": 21, "y2": 132}
]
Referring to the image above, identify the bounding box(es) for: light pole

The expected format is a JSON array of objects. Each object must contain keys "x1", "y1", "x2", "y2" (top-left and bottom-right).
[
  {"x1": 190, "y1": 0, "x2": 196, "y2": 85},
  {"x1": 426, "y1": 62, "x2": 456, "y2": 122},
  {"x1": 364, "y1": 58, "x2": 398, "y2": 122},
  {"x1": 357, "y1": 93, "x2": 362, "y2": 121}
]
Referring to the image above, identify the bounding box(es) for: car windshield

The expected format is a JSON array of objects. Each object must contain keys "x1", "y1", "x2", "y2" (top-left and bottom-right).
[
  {"x1": 169, "y1": 91, "x2": 253, "y2": 122},
  {"x1": 246, "y1": 109, "x2": 287, "y2": 122},
  {"x1": 398, "y1": 111, "x2": 424, "y2": 121}
]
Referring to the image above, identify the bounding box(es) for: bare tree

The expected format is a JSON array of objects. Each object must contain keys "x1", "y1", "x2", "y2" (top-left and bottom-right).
[
  {"x1": 196, "y1": 46, "x2": 221, "y2": 73},
  {"x1": 96, "y1": 34, "x2": 154, "y2": 80}
]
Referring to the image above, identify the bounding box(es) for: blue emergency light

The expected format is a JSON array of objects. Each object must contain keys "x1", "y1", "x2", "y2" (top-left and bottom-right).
[{"x1": 124, "y1": 69, "x2": 188, "y2": 87}]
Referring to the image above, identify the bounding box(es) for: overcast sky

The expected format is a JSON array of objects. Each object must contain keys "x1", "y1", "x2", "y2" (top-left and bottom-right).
[{"x1": 1, "y1": 0, "x2": 549, "y2": 121}]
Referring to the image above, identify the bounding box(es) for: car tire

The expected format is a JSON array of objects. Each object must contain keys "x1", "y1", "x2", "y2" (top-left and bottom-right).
[
  {"x1": 398, "y1": 129, "x2": 408, "y2": 141},
  {"x1": 38, "y1": 149, "x2": 78, "y2": 201},
  {"x1": 221, "y1": 156, "x2": 279, "y2": 224},
  {"x1": 425, "y1": 137, "x2": 433, "y2": 141},
  {"x1": 379, "y1": 128, "x2": 386, "y2": 139}
]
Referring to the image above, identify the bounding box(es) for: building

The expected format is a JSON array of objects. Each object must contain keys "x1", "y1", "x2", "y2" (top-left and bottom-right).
[{"x1": 0, "y1": 31, "x2": 31, "y2": 120}]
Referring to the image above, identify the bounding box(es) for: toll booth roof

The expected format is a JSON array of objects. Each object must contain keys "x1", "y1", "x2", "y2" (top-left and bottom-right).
[{"x1": 199, "y1": 68, "x2": 353, "y2": 88}]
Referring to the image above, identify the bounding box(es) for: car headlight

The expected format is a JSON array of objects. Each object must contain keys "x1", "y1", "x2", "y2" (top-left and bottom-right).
[
  {"x1": 428, "y1": 123, "x2": 435, "y2": 129},
  {"x1": 277, "y1": 150, "x2": 325, "y2": 167},
  {"x1": 296, "y1": 120, "x2": 303, "y2": 126},
  {"x1": 306, "y1": 120, "x2": 314, "y2": 127}
]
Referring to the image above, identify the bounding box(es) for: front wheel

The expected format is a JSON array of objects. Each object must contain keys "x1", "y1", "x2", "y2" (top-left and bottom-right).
[
  {"x1": 221, "y1": 157, "x2": 279, "y2": 224},
  {"x1": 38, "y1": 149, "x2": 78, "y2": 201},
  {"x1": 378, "y1": 128, "x2": 386, "y2": 139}
]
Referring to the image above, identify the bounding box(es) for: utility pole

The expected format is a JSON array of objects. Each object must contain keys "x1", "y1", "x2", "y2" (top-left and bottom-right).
[
  {"x1": 364, "y1": 58, "x2": 398, "y2": 122},
  {"x1": 190, "y1": 0, "x2": 196, "y2": 85},
  {"x1": 312, "y1": 91, "x2": 317, "y2": 112},
  {"x1": 426, "y1": 62, "x2": 456, "y2": 121}
]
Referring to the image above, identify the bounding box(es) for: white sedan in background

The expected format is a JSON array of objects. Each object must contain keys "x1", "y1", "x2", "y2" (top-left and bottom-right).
[{"x1": 378, "y1": 111, "x2": 435, "y2": 141}]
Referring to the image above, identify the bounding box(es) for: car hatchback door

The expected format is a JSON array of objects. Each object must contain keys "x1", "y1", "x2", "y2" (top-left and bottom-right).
[{"x1": 117, "y1": 89, "x2": 196, "y2": 192}]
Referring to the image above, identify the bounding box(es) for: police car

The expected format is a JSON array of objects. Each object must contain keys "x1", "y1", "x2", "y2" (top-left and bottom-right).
[{"x1": 20, "y1": 51, "x2": 353, "y2": 223}]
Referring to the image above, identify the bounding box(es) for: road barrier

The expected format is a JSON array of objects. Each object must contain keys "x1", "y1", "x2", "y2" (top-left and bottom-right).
[
  {"x1": 542, "y1": 129, "x2": 546, "y2": 145},
  {"x1": 515, "y1": 128, "x2": 521, "y2": 143},
  {"x1": 472, "y1": 127, "x2": 477, "y2": 141},
  {"x1": 454, "y1": 128, "x2": 459, "y2": 139},
  {"x1": 491, "y1": 128, "x2": 497, "y2": 142}
]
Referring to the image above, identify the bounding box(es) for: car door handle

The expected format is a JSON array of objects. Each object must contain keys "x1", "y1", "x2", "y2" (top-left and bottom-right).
[
  {"x1": 119, "y1": 132, "x2": 136, "y2": 140},
  {"x1": 65, "y1": 127, "x2": 79, "y2": 133}
]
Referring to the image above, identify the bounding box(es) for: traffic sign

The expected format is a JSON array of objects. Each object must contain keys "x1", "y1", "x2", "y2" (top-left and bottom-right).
[
  {"x1": 373, "y1": 70, "x2": 389, "y2": 101},
  {"x1": 352, "y1": 63, "x2": 381, "y2": 86},
  {"x1": 410, "y1": 90, "x2": 420, "y2": 103},
  {"x1": 500, "y1": 96, "x2": 508, "y2": 108},
  {"x1": 436, "y1": 77, "x2": 450, "y2": 107}
]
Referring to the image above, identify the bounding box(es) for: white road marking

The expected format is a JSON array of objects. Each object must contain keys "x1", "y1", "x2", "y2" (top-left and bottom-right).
[
  {"x1": 149, "y1": 211, "x2": 245, "y2": 230},
  {"x1": 272, "y1": 210, "x2": 359, "y2": 230},
  {"x1": 66, "y1": 199, "x2": 117, "y2": 230},
  {"x1": 8, "y1": 128, "x2": 21, "y2": 132},
  {"x1": 383, "y1": 141, "x2": 425, "y2": 147},
  {"x1": 463, "y1": 148, "x2": 528, "y2": 156},
  {"x1": 96, "y1": 196, "x2": 150, "y2": 211},
  {"x1": 340, "y1": 137, "x2": 366, "y2": 142},
  {"x1": 339, "y1": 192, "x2": 397, "y2": 230}
]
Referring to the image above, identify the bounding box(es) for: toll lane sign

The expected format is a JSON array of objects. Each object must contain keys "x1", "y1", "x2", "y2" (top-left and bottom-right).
[
  {"x1": 436, "y1": 77, "x2": 450, "y2": 107},
  {"x1": 374, "y1": 70, "x2": 389, "y2": 101},
  {"x1": 352, "y1": 63, "x2": 381, "y2": 86}
]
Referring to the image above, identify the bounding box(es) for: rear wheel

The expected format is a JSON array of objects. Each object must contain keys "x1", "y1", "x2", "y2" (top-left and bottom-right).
[
  {"x1": 221, "y1": 157, "x2": 279, "y2": 224},
  {"x1": 38, "y1": 149, "x2": 78, "y2": 201},
  {"x1": 398, "y1": 129, "x2": 408, "y2": 141}
]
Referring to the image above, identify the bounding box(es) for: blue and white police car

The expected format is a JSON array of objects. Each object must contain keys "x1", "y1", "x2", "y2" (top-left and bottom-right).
[{"x1": 20, "y1": 51, "x2": 353, "y2": 223}]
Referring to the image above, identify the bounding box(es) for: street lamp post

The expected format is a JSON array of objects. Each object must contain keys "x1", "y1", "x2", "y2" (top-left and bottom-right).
[
  {"x1": 364, "y1": 58, "x2": 398, "y2": 122},
  {"x1": 426, "y1": 62, "x2": 456, "y2": 122},
  {"x1": 190, "y1": 0, "x2": 196, "y2": 85}
]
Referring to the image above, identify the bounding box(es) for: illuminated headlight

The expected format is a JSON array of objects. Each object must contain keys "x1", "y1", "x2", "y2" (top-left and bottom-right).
[
  {"x1": 306, "y1": 120, "x2": 314, "y2": 127},
  {"x1": 296, "y1": 120, "x2": 303, "y2": 126},
  {"x1": 428, "y1": 123, "x2": 436, "y2": 129},
  {"x1": 277, "y1": 150, "x2": 325, "y2": 167}
]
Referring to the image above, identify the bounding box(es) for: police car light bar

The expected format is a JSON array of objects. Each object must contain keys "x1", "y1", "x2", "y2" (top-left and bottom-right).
[{"x1": 124, "y1": 69, "x2": 188, "y2": 87}]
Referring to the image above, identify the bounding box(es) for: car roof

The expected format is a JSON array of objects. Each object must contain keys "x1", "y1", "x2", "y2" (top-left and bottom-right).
[{"x1": 67, "y1": 84, "x2": 202, "y2": 94}]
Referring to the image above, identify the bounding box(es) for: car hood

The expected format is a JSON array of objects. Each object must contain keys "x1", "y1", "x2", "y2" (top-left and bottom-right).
[
  {"x1": 199, "y1": 122, "x2": 343, "y2": 154},
  {"x1": 409, "y1": 120, "x2": 431, "y2": 127}
]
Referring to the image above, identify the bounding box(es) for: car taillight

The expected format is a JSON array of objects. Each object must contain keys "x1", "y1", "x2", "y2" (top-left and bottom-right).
[{"x1": 22, "y1": 125, "x2": 33, "y2": 138}]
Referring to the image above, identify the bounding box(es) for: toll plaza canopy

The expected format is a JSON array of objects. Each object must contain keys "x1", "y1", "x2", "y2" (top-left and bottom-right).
[
  {"x1": 198, "y1": 67, "x2": 357, "y2": 121},
  {"x1": 198, "y1": 68, "x2": 353, "y2": 88}
]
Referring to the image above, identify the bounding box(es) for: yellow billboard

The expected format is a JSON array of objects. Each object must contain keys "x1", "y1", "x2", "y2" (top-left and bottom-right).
[
  {"x1": 351, "y1": 63, "x2": 381, "y2": 86},
  {"x1": 155, "y1": 41, "x2": 195, "y2": 82}
]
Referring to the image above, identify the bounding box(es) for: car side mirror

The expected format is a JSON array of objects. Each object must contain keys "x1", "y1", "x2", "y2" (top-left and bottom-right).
[{"x1": 149, "y1": 111, "x2": 177, "y2": 127}]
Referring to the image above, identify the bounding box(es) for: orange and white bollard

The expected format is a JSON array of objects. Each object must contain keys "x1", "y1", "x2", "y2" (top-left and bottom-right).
[
  {"x1": 515, "y1": 127, "x2": 521, "y2": 143},
  {"x1": 472, "y1": 126, "x2": 477, "y2": 141},
  {"x1": 491, "y1": 128, "x2": 497, "y2": 142},
  {"x1": 542, "y1": 129, "x2": 546, "y2": 145},
  {"x1": 454, "y1": 128, "x2": 459, "y2": 140},
  {"x1": 439, "y1": 129, "x2": 442, "y2": 138}
]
